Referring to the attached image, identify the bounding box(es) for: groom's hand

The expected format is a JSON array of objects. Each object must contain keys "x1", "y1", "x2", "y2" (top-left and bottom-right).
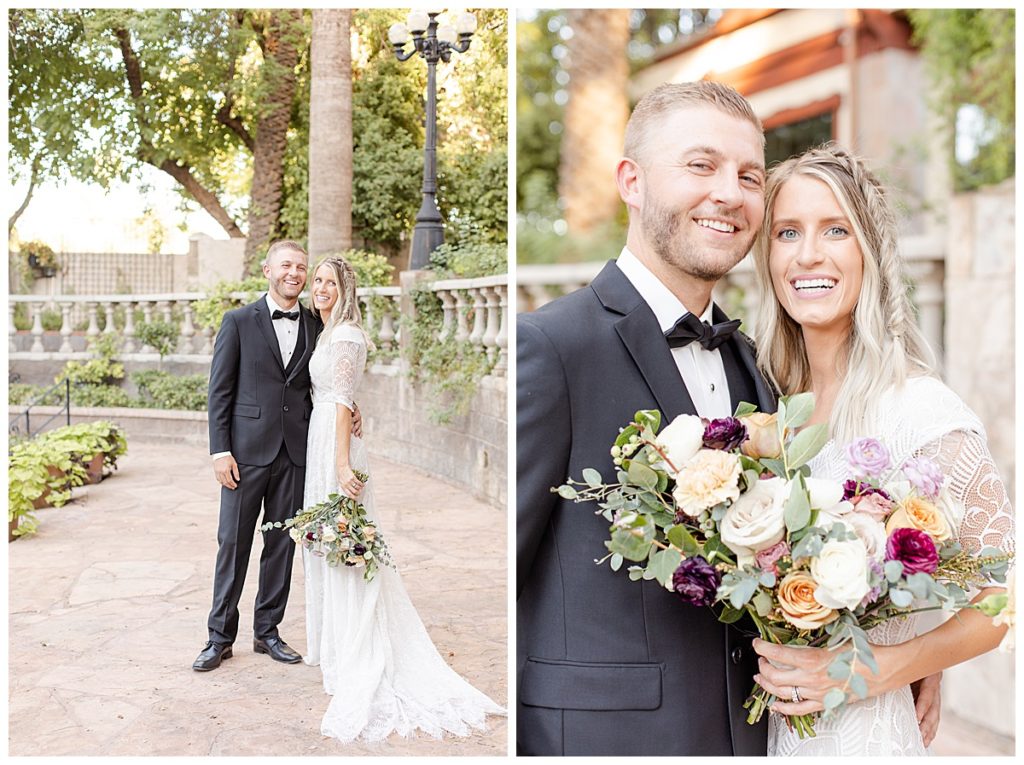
[
  {"x1": 912, "y1": 671, "x2": 942, "y2": 747},
  {"x1": 352, "y1": 403, "x2": 363, "y2": 438},
  {"x1": 214, "y1": 455, "x2": 240, "y2": 490}
]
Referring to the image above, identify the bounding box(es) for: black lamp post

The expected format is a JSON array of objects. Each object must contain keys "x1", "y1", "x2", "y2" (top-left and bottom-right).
[{"x1": 389, "y1": 9, "x2": 477, "y2": 270}]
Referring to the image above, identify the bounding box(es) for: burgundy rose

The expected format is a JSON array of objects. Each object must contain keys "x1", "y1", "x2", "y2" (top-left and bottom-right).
[
  {"x1": 703, "y1": 417, "x2": 747, "y2": 452},
  {"x1": 885, "y1": 527, "x2": 939, "y2": 575},
  {"x1": 671, "y1": 556, "x2": 722, "y2": 607},
  {"x1": 353, "y1": 543, "x2": 367, "y2": 556},
  {"x1": 755, "y1": 540, "x2": 790, "y2": 576},
  {"x1": 842, "y1": 480, "x2": 892, "y2": 502}
]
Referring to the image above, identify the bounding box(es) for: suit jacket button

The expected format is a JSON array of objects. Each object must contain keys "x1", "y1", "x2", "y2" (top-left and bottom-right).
[
  {"x1": 731, "y1": 647, "x2": 744, "y2": 664},
  {"x1": 283, "y1": 405, "x2": 290, "y2": 412}
]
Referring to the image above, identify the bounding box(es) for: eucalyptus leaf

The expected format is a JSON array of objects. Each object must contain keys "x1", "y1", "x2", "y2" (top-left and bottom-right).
[
  {"x1": 610, "y1": 553, "x2": 623, "y2": 572},
  {"x1": 734, "y1": 401, "x2": 758, "y2": 417},
  {"x1": 786, "y1": 423, "x2": 829, "y2": 471},
  {"x1": 582, "y1": 468, "x2": 603, "y2": 488},
  {"x1": 889, "y1": 588, "x2": 913, "y2": 608},
  {"x1": 556, "y1": 485, "x2": 578, "y2": 500},
  {"x1": 849, "y1": 673, "x2": 869, "y2": 699},
  {"x1": 823, "y1": 687, "x2": 846, "y2": 711},
  {"x1": 782, "y1": 392, "x2": 814, "y2": 430},
  {"x1": 761, "y1": 458, "x2": 787, "y2": 477},
  {"x1": 827, "y1": 658, "x2": 851, "y2": 680},
  {"x1": 784, "y1": 476, "x2": 811, "y2": 533},
  {"x1": 884, "y1": 560, "x2": 904, "y2": 582},
  {"x1": 753, "y1": 589, "x2": 773, "y2": 617},
  {"x1": 666, "y1": 524, "x2": 700, "y2": 556},
  {"x1": 727, "y1": 575, "x2": 759, "y2": 609},
  {"x1": 647, "y1": 547, "x2": 683, "y2": 586},
  {"x1": 719, "y1": 605, "x2": 745, "y2": 623},
  {"x1": 628, "y1": 567, "x2": 644, "y2": 581},
  {"x1": 628, "y1": 460, "x2": 659, "y2": 491},
  {"x1": 905, "y1": 572, "x2": 932, "y2": 600}
]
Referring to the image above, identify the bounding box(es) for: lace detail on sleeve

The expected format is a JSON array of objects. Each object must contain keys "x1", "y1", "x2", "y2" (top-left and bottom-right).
[
  {"x1": 325, "y1": 336, "x2": 365, "y2": 412},
  {"x1": 915, "y1": 430, "x2": 1015, "y2": 555}
]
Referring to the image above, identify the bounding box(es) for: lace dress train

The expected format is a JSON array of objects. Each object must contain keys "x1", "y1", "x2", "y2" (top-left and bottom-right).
[
  {"x1": 768, "y1": 376, "x2": 1015, "y2": 756},
  {"x1": 302, "y1": 324, "x2": 505, "y2": 742}
]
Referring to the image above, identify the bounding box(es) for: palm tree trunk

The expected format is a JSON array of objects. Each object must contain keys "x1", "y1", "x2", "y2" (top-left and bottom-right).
[
  {"x1": 558, "y1": 9, "x2": 631, "y2": 235},
  {"x1": 244, "y1": 9, "x2": 302, "y2": 273},
  {"x1": 308, "y1": 9, "x2": 353, "y2": 259}
]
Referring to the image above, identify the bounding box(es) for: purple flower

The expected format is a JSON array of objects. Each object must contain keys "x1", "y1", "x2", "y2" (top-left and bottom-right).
[
  {"x1": 885, "y1": 527, "x2": 939, "y2": 575},
  {"x1": 353, "y1": 543, "x2": 367, "y2": 556},
  {"x1": 703, "y1": 417, "x2": 747, "y2": 452},
  {"x1": 846, "y1": 438, "x2": 891, "y2": 478},
  {"x1": 671, "y1": 556, "x2": 722, "y2": 607},
  {"x1": 902, "y1": 456, "x2": 944, "y2": 498},
  {"x1": 860, "y1": 558, "x2": 885, "y2": 607},
  {"x1": 842, "y1": 480, "x2": 892, "y2": 502},
  {"x1": 755, "y1": 540, "x2": 790, "y2": 576}
]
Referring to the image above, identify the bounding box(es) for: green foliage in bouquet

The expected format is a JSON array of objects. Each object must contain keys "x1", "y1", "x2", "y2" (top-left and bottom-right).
[{"x1": 260, "y1": 470, "x2": 393, "y2": 582}]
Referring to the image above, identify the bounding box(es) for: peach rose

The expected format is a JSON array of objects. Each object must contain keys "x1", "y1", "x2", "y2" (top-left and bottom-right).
[
  {"x1": 672, "y1": 449, "x2": 742, "y2": 517},
  {"x1": 777, "y1": 570, "x2": 840, "y2": 630},
  {"x1": 885, "y1": 495, "x2": 951, "y2": 542},
  {"x1": 739, "y1": 412, "x2": 783, "y2": 460}
]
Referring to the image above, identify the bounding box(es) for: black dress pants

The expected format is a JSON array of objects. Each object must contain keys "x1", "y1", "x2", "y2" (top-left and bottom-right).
[{"x1": 207, "y1": 443, "x2": 305, "y2": 644}]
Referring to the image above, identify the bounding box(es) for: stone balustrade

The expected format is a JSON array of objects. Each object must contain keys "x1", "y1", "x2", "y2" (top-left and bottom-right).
[
  {"x1": 9, "y1": 277, "x2": 508, "y2": 375},
  {"x1": 517, "y1": 248, "x2": 946, "y2": 366}
]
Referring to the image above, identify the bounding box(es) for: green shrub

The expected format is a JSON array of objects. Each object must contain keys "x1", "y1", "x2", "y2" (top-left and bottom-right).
[
  {"x1": 429, "y1": 241, "x2": 507, "y2": 278},
  {"x1": 58, "y1": 333, "x2": 125, "y2": 387},
  {"x1": 193, "y1": 277, "x2": 267, "y2": 331},
  {"x1": 136, "y1": 320, "x2": 179, "y2": 358},
  {"x1": 133, "y1": 370, "x2": 208, "y2": 411},
  {"x1": 70, "y1": 384, "x2": 134, "y2": 408},
  {"x1": 317, "y1": 248, "x2": 395, "y2": 287}
]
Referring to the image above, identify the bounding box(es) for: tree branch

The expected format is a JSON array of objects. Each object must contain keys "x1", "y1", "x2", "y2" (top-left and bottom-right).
[
  {"x1": 9, "y1": 153, "x2": 41, "y2": 234},
  {"x1": 215, "y1": 57, "x2": 255, "y2": 151},
  {"x1": 113, "y1": 26, "x2": 244, "y2": 238}
]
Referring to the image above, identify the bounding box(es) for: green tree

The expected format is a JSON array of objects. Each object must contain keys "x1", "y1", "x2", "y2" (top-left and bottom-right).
[{"x1": 908, "y1": 9, "x2": 1015, "y2": 191}]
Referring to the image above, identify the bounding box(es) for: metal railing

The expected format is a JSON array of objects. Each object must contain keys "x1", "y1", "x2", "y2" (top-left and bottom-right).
[{"x1": 9, "y1": 377, "x2": 71, "y2": 437}]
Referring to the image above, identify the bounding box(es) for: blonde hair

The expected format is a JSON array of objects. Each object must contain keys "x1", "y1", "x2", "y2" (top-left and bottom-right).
[
  {"x1": 309, "y1": 255, "x2": 375, "y2": 351},
  {"x1": 752, "y1": 144, "x2": 935, "y2": 445},
  {"x1": 623, "y1": 80, "x2": 764, "y2": 165}
]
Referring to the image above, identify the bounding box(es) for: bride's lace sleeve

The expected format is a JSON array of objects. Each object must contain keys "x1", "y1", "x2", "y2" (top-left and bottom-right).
[
  {"x1": 325, "y1": 338, "x2": 364, "y2": 412},
  {"x1": 915, "y1": 430, "x2": 1015, "y2": 556}
]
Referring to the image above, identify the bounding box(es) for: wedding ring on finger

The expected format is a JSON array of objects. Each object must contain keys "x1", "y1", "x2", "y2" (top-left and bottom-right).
[{"x1": 791, "y1": 686, "x2": 803, "y2": 703}]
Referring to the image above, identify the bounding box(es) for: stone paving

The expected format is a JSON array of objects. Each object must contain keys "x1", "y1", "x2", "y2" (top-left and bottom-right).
[{"x1": 9, "y1": 441, "x2": 508, "y2": 756}]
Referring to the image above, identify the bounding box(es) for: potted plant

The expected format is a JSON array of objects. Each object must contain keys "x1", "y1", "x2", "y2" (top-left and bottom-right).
[
  {"x1": 8, "y1": 439, "x2": 84, "y2": 539},
  {"x1": 21, "y1": 240, "x2": 59, "y2": 278}
]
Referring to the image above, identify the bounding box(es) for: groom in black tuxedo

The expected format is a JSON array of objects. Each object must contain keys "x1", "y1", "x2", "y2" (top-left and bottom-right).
[
  {"x1": 194, "y1": 240, "x2": 319, "y2": 671},
  {"x1": 517, "y1": 82, "x2": 775, "y2": 755}
]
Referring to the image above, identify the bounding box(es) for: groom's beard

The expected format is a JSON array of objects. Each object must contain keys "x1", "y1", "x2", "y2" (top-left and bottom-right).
[{"x1": 642, "y1": 199, "x2": 755, "y2": 282}]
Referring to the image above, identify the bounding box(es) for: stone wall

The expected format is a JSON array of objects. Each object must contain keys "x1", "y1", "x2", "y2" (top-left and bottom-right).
[{"x1": 940, "y1": 177, "x2": 1015, "y2": 737}]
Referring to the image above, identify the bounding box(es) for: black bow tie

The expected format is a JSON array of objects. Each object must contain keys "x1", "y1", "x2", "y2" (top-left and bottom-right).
[
  {"x1": 271, "y1": 309, "x2": 299, "y2": 321},
  {"x1": 665, "y1": 312, "x2": 741, "y2": 351}
]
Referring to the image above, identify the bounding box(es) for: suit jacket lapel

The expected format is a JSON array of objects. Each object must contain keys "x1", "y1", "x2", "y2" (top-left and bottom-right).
[
  {"x1": 591, "y1": 262, "x2": 698, "y2": 419},
  {"x1": 711, "y1": 304, "x2": 777, "y2": 414},
  {"x1": 285, "y1": 306, "x2": 317, "y2": 383},
  {"x1": 253, "y1": 296, "x2": 286, "y2": 373}
]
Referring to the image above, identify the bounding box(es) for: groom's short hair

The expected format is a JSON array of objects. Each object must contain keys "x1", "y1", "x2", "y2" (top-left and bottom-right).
[
  {"x1": 624, "y1": 80, "x2": 764, "y2": 164},
  {"x1": 264, "y1": 239, "x2": 308, "y2": 266}
]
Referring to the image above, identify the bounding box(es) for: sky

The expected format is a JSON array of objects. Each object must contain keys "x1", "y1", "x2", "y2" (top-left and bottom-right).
[{"x1": 10, "y1": 165, "x2": 228, "y2": 254}]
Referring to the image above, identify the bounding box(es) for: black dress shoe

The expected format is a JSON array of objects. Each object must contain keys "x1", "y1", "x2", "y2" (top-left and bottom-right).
[
  {"x1": 193, "y1": 641, "x2": 232, "y2": 671},
  {"x1": 253, "y1": 636, "x2": 302, "y2": 664}
]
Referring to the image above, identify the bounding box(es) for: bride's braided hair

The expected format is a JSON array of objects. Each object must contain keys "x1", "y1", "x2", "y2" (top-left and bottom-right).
[
  {"x1": 752, "y1": 143, "x2": 935, "y2": 445},
  {"x1": 309, "y1": 255, "x2": 375, "y2": 351}
]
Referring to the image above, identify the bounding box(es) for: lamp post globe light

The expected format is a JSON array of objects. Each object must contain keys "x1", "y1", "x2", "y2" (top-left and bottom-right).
[{"x1": 389, "y1": 9, "x2": 477, "y2": 270}]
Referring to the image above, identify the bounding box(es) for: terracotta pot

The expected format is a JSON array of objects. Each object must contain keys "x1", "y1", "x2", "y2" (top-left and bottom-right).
[
  {"x1": 9, "y1": 515, "x2": 18, "y2": 542},
  {"x1": 84, "y1": 453, "x2": 105, "y2": 485},
  {"x1": 31, "y1": 465, "x2": 67, "y2": 509}
]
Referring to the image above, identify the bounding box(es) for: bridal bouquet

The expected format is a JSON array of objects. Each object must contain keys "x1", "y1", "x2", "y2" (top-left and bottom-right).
[
  {"x1": 555, "y1": 394, "x2": 1012, "y2": 738},
  {"x1": 261, "y1": 470, "x2": 393, "y2": 582}
]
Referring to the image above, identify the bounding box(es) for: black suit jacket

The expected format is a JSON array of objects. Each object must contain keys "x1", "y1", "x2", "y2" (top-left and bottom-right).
[
  {"x1": 517, "y1": 261, "x2": 775, "y2": 756},
  {"x1": 207, "y1": 296, "x2": 318, "y2": 467}
]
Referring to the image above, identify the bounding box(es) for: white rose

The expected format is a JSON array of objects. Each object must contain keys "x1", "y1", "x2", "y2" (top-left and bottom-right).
[
  {"x1": 321, "y1": 526, "x2": 338, "y2": 543},
  {"x1": 839, "y1": 513, "x2": 887, "y2": 562},
  {"x1": 720, "y1": 477, "x2": 787, "y2": 567},
  {"x1": 655, "y1": 414, "x2": 705, "y2": 475},
  {"x1": 812, "y1": 537, "x2": 871, "y2": 610},
  {"x1": 289, "y1": 527, "x2": 302, "y2": 542}
]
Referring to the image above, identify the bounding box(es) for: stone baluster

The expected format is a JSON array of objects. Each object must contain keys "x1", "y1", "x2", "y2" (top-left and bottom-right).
[
  {"x1": 494, "y1": 285, "x2": 508, "y2": 377},
  {"x1": 437, "y1": 289, "x2": 456, "y2": 341},
  {"x1": 158, "y1": 300, "x2": 173, "y2": 324},
  {"x1": 911, "y1": 261, "x2": 945, "y2": 371},
  {"x1": 200, "y1": 326, "x2": 215, "y2": 354},
  {"x1": 378, "y1": 300, "x2": 396, "y2": 353},
  {"x1": 179, "y1": 300, "x2": 196, "y2": 354},
  {"x1": 86, "y1": 302, "x2": 101, "y2": 339},
  {"x1": 391, "y1": 295, "x2": 402, "y2": 351},
  {"x1": 482, "y1": 286, "x2": 500, "y2": 365},
  {"x1": 122, "y1": 301, "x2": 137, "y2": 353},
  {"x1": 363, "y1": 297, "x2": 376, "y2": 339},
  {"x1": 454, "y1": 289, "x2": 470, "y2": 342},
  {"x1": 30, "y1": 302, "x2": 45, "y2": 353},
  {"x1": 9, "y1": 303, "x2": 18, "y2": 353},
  {"x1": 103, "y1": 303, "x2": 117, "y2": 336},
  {"x1": 139, "y1": 301, "x2": 156, "y2": 353},
  {"x1": 58, "y1": 301, "x2": 74, "y2": 353},
  {"x1": 468, "y1": 287, "x2": 487, "y2": 350}
]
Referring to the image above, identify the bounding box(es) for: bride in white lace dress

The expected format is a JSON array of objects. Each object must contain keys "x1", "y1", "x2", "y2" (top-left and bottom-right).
[
  {"x1": 301, "y1": 256, "x2": 505, "y2": 743},
  {"x1": 747, "y1": 146, "x2": 1014, "y2": 756}
]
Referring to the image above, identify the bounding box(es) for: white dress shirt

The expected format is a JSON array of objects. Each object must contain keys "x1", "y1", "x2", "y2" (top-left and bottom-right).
[
  {"x1": 616, "y1": 247, "x2": 733, "y2": 419},
  {"x1": 212, "y1": 293, "x2": 302, "y2": 461}
]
